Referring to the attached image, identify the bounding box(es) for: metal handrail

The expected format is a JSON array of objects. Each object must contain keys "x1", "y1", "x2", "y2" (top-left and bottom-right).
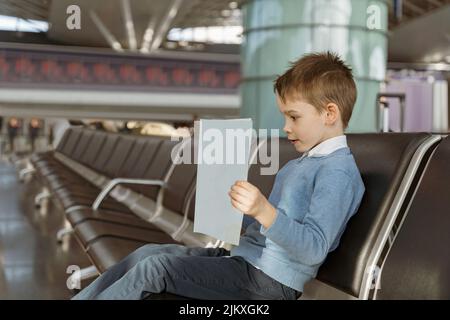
[
  {"x1": 359, "y1": 134, "x2": 442, "y2": 299},
  {"x1": 92, "y1": 178, "x2": 166, "y2": 210}
]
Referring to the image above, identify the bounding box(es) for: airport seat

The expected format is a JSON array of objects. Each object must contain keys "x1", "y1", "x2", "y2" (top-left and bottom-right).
[
  {"x1": 75, "y1": 220, "x2": 181, "y2": 249},
  {"x1": 27, "y1": 127, "x2": 190, "y2": 263},
  {"x1": 29, "y1": 126, "x2": 72, "y2": 165},
  {"x1": 29, "y1": 129, "x2": 200, "y2": 272},
  {"x1": 26, "y1": 127, "x2": 444, "y2": 300},
  {"x1": 31, "y1": 127, "x2": 181, "y2": 215},
  {"x1": 32, "y1": 128, "x2": 90, "y2": 184},
  {"x1": 308, "y1": 133, "x2": 438, "y2": 299},
  {"x1": 63, "y1": 138, "x2": 176, "y2": 227},
  {"x1": 85, "y1": 182, "x2": 199, "y2": 277},
  {"x1": 374, "y1": 135, "x2": 450, "y2": 299},
  {"x1": 245, "y1": 133, "x2": 440, "y2": 300},
  {"x1": 116, "y1": 137, "x2": 178, "y2": 199},
  {"x1": 84, "y1": 181, "x2": 197, "y2": 272},
  {"x1": 31, "y1": 128, "x2": 83, "y2": 177},
  {"x1": 32, "y1": 129, "x2": 172, "y2": 214},
  {"x1": 72, "y1": 166, "x2": 197, "y2": 249},
  {"x1": 87, "y1": 238, "x2": 165, "y2": 273},
  {"x1": 55, "y1": 136, "x2": 167, "y2": 214},
  {"x1": 66, "y1": 207, "x2": 156, "y2": 229},
  {"x1": 70, "y1": 136, "x2": 187, "y2": 226}
]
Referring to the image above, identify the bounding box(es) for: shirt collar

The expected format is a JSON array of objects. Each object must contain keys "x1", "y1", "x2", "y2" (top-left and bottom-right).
[{"x1": 299, "y1": 135, "x2": 348, "y2": 160}]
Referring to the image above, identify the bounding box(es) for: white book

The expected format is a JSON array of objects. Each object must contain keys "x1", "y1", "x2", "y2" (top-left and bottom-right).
[{"x1": 193, "y1": 118, "x2": 253, "y2": 245}]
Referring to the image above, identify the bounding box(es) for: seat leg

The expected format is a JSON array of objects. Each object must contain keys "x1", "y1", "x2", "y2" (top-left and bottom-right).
[{"x1": 34, "y1": 188, "x2": 50, "y2": 207}]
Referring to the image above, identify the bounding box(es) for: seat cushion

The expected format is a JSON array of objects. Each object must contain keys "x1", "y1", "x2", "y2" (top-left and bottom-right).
[
  {"x1": 74, "y1": 219, "x2": 177, "y2": 248},
  {"x1": 87, "y1": 238, "x2": 149, "y2": 272},
  {"x1": 87, "y1": 236, "x2": 181, "y2": 273},
  {"x1": 376, "y1": 136, "x2": 450, "y2": 299},
  {"x1": 56, "y1": 192, "x2": 133, "y2": 213},
  {"x1": 67, "y1": 208, "x2": 158, "y2": 229}
]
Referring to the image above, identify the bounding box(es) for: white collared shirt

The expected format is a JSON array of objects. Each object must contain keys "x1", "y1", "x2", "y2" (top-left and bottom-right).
[{"x1": 300, "y1": 135, "x2": 348, "y2": 160}]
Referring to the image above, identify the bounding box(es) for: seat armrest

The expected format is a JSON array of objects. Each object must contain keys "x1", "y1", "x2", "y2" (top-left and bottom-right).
[{"x1": 92, "y1": 178, "x2": 166, "y2": 210}]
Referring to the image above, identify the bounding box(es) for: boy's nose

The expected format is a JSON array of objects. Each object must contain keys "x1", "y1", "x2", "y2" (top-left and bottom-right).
[{"x1": 283, "y1": 124, "x2": 291, "y2": 134}]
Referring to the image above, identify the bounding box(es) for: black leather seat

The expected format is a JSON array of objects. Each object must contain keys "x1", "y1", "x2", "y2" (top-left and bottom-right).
[
  {"x1": 74, "y1": 140, "x2": 196, "y2": 249},
  {"x1": 30, "y1": 126, "x2": 72, "y2": 165},
  {"x1": 67, "y1": 207, "x2": 154, "y2": 228},
  {"x1": 316, "y1": 133, "x2": 433, "y2": 298},
  {"x1": 375, "y1": 135, "x2": 450, "y2": 299},
  {"x1": 63, "y1": 139, "x2": 174, "y2": 225},
  {"x1": 32, "y1": 128, "x2": 83, "y2": 176},
  {"x1": 88, "y1": 133, "x2": 433, "y2": 300},
  {"x1": 87, "y1": 237, "x2": 180, "y2": 273},
  {"x1": 84, "y1": 186, "x2": 196, "y2": 273},
  {"x1": 74, "y1": 219, "x2": 179, "y2": 248},
  {"x1": 30, "y1": 128, "x2": 442, "y2": 301}
]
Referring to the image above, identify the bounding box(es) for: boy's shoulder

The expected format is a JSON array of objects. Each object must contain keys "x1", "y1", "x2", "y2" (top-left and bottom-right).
[{"x1": 316, "y1": 147, "x2": 360, "y2": 177}]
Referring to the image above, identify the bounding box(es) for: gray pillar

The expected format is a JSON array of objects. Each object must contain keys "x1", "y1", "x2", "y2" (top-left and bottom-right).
[{"x1": 240, "y1": 0, "x2": 388, "y2": 133}]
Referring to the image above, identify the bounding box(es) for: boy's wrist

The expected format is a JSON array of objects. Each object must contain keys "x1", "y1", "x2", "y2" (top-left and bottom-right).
[{"x1": 254, "y1": 203, "x2": 277, "y2": 229}]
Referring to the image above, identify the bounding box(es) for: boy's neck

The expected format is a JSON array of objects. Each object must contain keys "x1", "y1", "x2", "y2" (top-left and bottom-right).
[{"x1": 321, "y1": 128, "x2": 345, "y2": 142}]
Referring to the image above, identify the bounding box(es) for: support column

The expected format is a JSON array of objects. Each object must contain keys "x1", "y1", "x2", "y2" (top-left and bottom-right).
[{"x1": 240, "y1": 0, "x2": 388, "y2": 133}]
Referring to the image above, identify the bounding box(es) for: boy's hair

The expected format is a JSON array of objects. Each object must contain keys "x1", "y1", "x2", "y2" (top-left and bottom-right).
[{"x1": 274, "y1": 52, "x2": 357, "y2": 128}]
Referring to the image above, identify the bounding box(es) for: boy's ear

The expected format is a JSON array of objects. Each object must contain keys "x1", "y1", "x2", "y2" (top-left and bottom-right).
[{"x1": 324, "y1": 103, "x2": 340, "y2": 126}]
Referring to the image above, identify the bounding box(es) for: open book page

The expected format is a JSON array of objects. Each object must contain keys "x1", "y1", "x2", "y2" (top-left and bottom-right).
[{"x1": 193, "y1": 118, "x2": 253, "y2": 245}]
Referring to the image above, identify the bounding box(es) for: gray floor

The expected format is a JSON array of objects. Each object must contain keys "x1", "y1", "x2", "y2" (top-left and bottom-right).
[{"x1": 0, "y1": 160, "x2": 92, "y2": 299}]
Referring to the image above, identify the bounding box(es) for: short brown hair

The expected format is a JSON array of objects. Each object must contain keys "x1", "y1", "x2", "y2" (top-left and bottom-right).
[{"x1": 274, "y1": 52, "x2": 357, "y2": 128}]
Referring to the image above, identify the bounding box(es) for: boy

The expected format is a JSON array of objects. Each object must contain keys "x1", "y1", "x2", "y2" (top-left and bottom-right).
[{"x1": 73, "y1": 52, "x2": 365, "y2": 300}]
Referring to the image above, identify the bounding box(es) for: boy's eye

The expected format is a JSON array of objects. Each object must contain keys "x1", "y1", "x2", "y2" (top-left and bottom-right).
[{"x1": 290, "y1": 116, "x2": 298, "y2": 121}]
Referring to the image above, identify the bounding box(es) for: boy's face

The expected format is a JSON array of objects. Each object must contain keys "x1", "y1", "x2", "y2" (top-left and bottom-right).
[{"x1": 276, "y1": 94, "x2": 328, "y2": 153}]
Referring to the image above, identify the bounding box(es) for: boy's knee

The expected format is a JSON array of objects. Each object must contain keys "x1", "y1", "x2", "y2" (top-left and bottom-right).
[
  {"x1": 138, "y1": 254, "x2": 174, "y2": 277},
  {"x1": 133, "y1": 243, "x2": 169, "y2": 256},
  {"x1": 135, "y1": 243, "x2": 182, "y2": 255},
  {"x1": 143, "y1": 253, "x2": 170, "y2": 265}
]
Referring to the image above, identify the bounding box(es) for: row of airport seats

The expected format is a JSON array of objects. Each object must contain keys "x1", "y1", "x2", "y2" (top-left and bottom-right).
[{"x1": 25, "y1": 126, "x2": 449, "y2": 299}]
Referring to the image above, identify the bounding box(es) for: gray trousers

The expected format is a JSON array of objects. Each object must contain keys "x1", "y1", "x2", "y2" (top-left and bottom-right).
[{"x1": 72, "y1": 244, "x2": 299, "y2": 300}]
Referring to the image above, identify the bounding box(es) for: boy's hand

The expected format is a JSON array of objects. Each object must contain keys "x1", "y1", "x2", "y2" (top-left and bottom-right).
[{"x1": 229, "y1": 180, "x2": 277, "y2": 229}]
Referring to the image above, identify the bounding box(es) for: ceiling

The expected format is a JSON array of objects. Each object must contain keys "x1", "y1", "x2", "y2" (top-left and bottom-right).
[
  {"x1": 387, "y1": 0, "x2": 450, "y2": 64},
  {"x1": 1, "y1": 0, "x2": 448, "y2": 30},
  {"x1": 388, "y1": 4, "x2": 450, "y2": 64},
  {"x1": 387, "y1": 0, "x2": 450, "y2": 28},
  {"x1": 0, "y1": 0, "x2": 50, "y2": 21},
  {"x1": 0, "y1": 0, "x2": 245, "y2": 49},
  {"x1": 0, "y1": 0, "x2": 246, "y2": 26},
  {"x1": 0, "y1": 0, "x2": 449, "y2": 63}
]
